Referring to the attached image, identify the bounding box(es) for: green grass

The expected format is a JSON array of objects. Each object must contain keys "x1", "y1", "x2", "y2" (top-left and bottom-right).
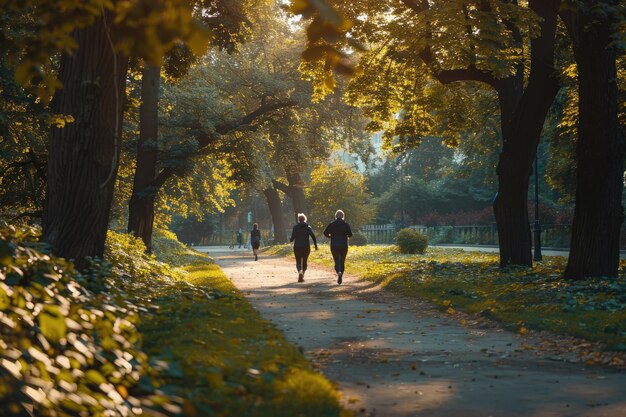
[
  {"x1": 140, "y1": 250, "x2": 349, "y2": 417},
  {"x1": 265, "y1": 244, "x2": 626, "y2": 353}
]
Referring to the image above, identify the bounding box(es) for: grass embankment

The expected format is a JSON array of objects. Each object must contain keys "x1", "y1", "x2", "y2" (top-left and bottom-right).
[
  {"x1": 266, "y1": 244, "x2": 626, "y2": 356},
  {"x1": 142, "y1": 235, "x2": 348, "y2": 417}
]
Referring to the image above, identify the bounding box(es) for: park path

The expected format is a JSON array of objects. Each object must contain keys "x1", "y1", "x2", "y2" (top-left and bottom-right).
[{"x1": 199, "y1": 247, "x2": 626, "y2": 417}]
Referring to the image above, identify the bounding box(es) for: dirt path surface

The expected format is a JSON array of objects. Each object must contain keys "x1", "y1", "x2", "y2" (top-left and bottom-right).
[{"x1": 199, "y1": 247, "x2": 626, "y2": 417}]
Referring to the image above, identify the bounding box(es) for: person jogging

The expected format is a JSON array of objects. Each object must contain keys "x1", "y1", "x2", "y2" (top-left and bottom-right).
[
  {"x1": 289, "y1": 213, "x2": 318, "y2": 283},
  {"x1": 236, "y1": 229, "x2": 243, "y2": 249},
  {"x1": 250, "y1": 223, "x2": 261, "y2": 261},
  {"x1": 323, "y1": 209, "x2": 352, "y2": 285}
]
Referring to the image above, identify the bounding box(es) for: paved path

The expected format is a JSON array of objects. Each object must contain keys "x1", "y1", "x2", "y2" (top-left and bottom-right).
[
  {"x1": 199, "y1": 247, "x2": 626, "y2": 417},
  {"x1": 430, "y1": 245, "x2": 626, "y2": 259}
]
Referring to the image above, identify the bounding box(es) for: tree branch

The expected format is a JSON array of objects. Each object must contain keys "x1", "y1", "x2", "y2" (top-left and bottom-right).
[
  {"x1": 400, "y1": 0, "x2": 498, "y2": 88},
  {"x1": 436, "y1": 66, "x2": 499, "y2": 86},
  {"x1": 153, "y1": 99, "x2": 298, "y2": 188},
  {"x1": 271, "y1": 179, "x2": 292, "y2": 195},
  {"x1": 11, "y1": 210, "x2": 42, "y2": 221},
  {"x1": 2, "y1": 158, "x2": 31, "y2": 175}
]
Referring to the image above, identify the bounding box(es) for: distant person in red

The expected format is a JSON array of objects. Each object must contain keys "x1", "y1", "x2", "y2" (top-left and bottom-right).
[
  {"x1": 323, "y1": 209, "x2": 352, "y2": 285},
  {"x1": 290, "y1": 213, "x2": 318, "y2": 282},
  {"x1": 250, "y1": 223, "x2": 261, "y2": 261}
]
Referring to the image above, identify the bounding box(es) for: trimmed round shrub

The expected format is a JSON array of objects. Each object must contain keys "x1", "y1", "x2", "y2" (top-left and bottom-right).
[
  {"x1": 350, "y1": 231, "x2": 368, "y2": 246},
  {"x1": 395, "y1": 228, "x2": 428, "y2": 254}
]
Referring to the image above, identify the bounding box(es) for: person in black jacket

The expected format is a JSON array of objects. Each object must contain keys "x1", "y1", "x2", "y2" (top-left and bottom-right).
[
  {"x1": 323, "y1": 209, "x2": 352, "y2": 285},
  {"x1": 250, "y1": 223, "x2": 261, "y2": 261},
  {"x1": 290, "y1": 213, "x2": 318, "y2": 282},
  {"x1": 236, "y1": 229, "x2": 243, "y2": 248}
]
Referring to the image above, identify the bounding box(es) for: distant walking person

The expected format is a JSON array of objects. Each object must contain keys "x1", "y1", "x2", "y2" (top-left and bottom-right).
[
  {"x1": 250, "y1": 223, "x2": 261, "y2": 261},
  {"x1": 290, "y1": 213, "x2": 318, "y2": 282},
  {"x1": 323, "y1": 210, "x2": 352, "y2": 285},
  {"x1": 236, "y1": 229, "x2": 243, "y2": 249}
]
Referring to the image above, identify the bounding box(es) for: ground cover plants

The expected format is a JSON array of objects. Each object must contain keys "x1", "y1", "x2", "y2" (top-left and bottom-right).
[
  {"x1": 0, "y1": 225, "x2": 347, "y2": 416},
  {"x1": 0, "y1": 225, "x2": 178, "y2": 417},
  {"x1": 266, "y1": 244, "x2": 626, "y2": 364}
]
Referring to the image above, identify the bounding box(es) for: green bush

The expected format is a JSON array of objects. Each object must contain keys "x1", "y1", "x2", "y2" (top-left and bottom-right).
[
  {"x1": 395, "y1": 228, "x2": 428, "y2": 254},
  {"x1": 151, "y1": 229, "x2": 207, "y2": 266},
  {"x1": 350, "y1": 231, "x2": 368, "y2": 246},
  {"x1": 0, "y1": 224, "x2": 179, "y2": 417},
  {"x1": 105, "y1": 230, "x2": 183, "y2": 282}
]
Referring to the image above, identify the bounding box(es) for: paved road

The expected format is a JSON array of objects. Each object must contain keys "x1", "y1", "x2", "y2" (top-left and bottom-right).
[
  {"x1": 193, "y1": 244, "x2": 626, "y2": 259},
  {"x1": 430, "y1": 244, "x2": 626, "y2": 259},
  {"x1": 198, "y1": 247, "x2": 626, "y2": 417}
]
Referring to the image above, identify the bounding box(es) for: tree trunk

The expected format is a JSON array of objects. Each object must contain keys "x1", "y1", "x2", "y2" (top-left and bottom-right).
[
  {"x1": 42, "y1": 13, "x2": 128, "y2": 267},
  {"x1": 286, "y1": 172, "x2": 307, "y2": 222},
  {"x1": 493, "y1": 0, "x2": 560, "y2": 267},
  {"x1": 563, "y1": 10, "x2": 624, "y2": 279},
  {"x1": 263, "y1": 187, "x2": 288, "y2": 243},
  {"x1": 128, "y1": 64, "x2": 160, "y2": 253}
]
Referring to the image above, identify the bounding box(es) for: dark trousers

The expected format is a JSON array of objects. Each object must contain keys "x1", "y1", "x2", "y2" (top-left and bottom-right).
[
  {"x1": 331, "y1": 246, "x2": 348, "y2": 274},
  {"x1": 294, "y1": 246, "x2": 311, "y2": 272}
]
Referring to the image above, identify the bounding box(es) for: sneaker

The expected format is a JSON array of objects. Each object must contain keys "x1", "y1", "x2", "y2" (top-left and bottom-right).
[
  {"x1": 337, "y1": 272, "x2": 342, "y2": 285},
  {"x1": 298, "y1": 272, "x2": 304, "y2": 282},
  {"x1": 254, "y1": 254, "x2": 258, "y2": 261}
]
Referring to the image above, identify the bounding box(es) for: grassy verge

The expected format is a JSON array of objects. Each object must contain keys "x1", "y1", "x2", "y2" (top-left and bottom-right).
[
  {"x1": 265, "y1": 244, "x2": 626, "y2": 356},
  {"x1": 142, "y1": 239, "x2": 348, "y2": 417}
]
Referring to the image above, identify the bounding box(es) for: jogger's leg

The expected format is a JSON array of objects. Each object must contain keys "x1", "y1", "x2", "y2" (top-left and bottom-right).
[
  {"x1": 331, "y1": 247, "x2": 341, "y2": 273},
  {"x1": 294, "y1": 248, "x2": 302, "y2": 271},
  {"x1": 340, "y1": 247, "x2": 348, "y2": 273},
  {"x1": 302, "y1": 246, "x2": 311, "y2": 272}
]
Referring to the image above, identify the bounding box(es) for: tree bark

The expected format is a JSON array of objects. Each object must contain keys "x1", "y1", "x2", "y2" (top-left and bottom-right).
[
  {"x1": 273, "y1": 171, "x2": 308, "y2": 223},
  {"x1": 286, "y1": 172, "x2": 307, "y2": 221},
  {"x1": 263, "y1": 186, "x2": 288, "y2": 243},
  {"x1": 128, "y1": 64, "x2": 161, "y2": 253},
  {"x1": 563, "y1": 8, "x2": 624, "y2": 279},
  {"x1": 493, "y1": 0, "x2": 560, "y2": 267},
  {"x1": 42, "y1": 13, "x2": 128, "y2": 267}
]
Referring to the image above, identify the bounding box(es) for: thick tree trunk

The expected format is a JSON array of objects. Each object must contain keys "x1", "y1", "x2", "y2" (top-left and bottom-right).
[
  {"x1": 128, "y1": 64, "x2": 160, "y2": 253},
  {"x1": 286, "y1": 172, "x2": 307, "y2": 222},
  {"x1": 272, "y1": 172, "x2": 308, "y2": 223},
  {"x1": 493, "y1": 0, "x2": 560, "y2": 267},
  {"x1": 263, "y1": 187, "x2": 288, "y2": 243},
  {"x1": 564, "y1": 12, "x2": 624, "y2": 279},
  {"x1": 42, "y1": 13, "x2": 128, "y2": 267}
]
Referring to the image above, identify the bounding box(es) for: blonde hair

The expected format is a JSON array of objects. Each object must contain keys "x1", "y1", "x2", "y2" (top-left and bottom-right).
[
  {"x1": 298, "y1": 213, "x2": 307, "y2": 222},
  {"x1": 335, "y1": 209, "x2": 344, "y2": 219}
]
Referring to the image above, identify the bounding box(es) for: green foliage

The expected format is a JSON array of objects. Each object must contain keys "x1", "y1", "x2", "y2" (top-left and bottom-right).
[
  {"x1": 0, "y1": 224, "x2": 177, "y2": 417},
  {"x1": 104, "y1": 230, "x2": 184, "y2": 282},
  {"x1": 306, "y1": 162, "x2": 375, "y2": 233},
  {"x1": 0, "y1": 59, "x2": 48, "y2": 221},
  {"x1": 367, "y1": 138, "x2": 497, "y2": 224},
  {"x1": 395, "y1": 228, "x2": 428, "y2": 254},
  {"x1": 310, "y1": 0, "x2": 538, "y2": 141},
  {"x1": 349, "y1": 231, "x2": 368, "y2": 246},
  {"x1": 290, "y1": 0, "x2": 356, "y2": 99},
  {"x1": 1, "y1": 0, "x2": 211, "y2": 101}
]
